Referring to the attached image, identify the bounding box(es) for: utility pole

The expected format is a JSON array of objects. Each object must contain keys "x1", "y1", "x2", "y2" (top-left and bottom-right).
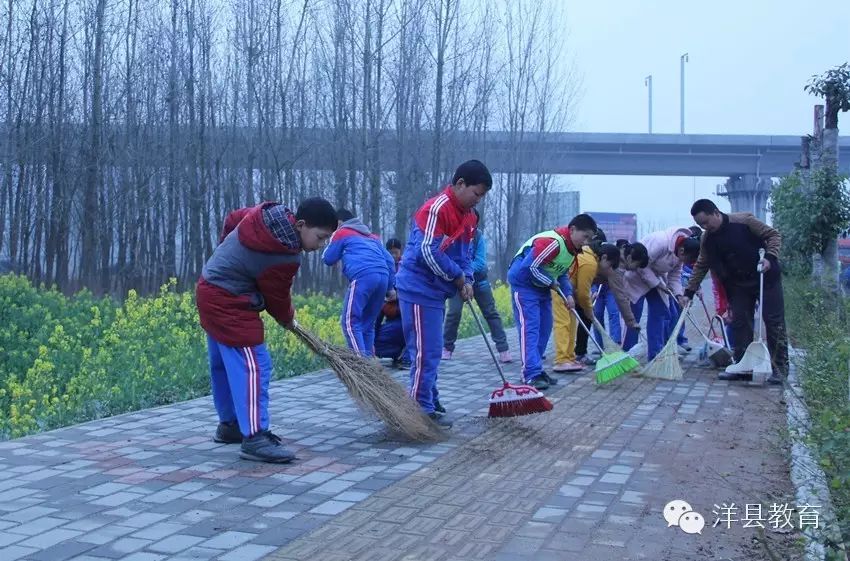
[
  {"x1": 645, "y1": 75, "x2": 653, "y2": 134},
  {"x1": 680, "y1": 53, "x2": 689, "y2": 134}
]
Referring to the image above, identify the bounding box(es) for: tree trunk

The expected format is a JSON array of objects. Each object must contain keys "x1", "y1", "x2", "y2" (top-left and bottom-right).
[
  {"x1": 820, "y1": 127, "x2": 840, "y2": 290},
  {"x1": 80, "y1": 0, "x2": 107, "y2": 291}
]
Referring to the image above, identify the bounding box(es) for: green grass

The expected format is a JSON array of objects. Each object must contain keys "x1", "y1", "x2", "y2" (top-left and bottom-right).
[{"x1": 784, "y1": 277, "x2": 850, "y2": 555}]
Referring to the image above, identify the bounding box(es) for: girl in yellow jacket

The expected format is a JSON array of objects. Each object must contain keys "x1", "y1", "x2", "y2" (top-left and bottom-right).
[{"x1": 551, "y1": 242, "x2": 623, "y2": 372}]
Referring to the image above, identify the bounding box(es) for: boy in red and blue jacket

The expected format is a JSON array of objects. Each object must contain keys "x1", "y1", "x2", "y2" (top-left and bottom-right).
[
  {"x1": 322, "y1": 209, "x2": 397, "y2": 356},
  {"x1": 196, "y1": 198, "x2": 337, "y2": 463},
  {"x1": 395, "y1": 160, "x2": 493, "y2": 426}
]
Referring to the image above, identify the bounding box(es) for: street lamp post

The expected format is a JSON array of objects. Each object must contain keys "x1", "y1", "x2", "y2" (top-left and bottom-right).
[
  {"x1": 680, "y1": 53, "x2": 689, "y2": 134},
  {"x1": 645, "y1": 75, "x2": 653, "y2": 134}
]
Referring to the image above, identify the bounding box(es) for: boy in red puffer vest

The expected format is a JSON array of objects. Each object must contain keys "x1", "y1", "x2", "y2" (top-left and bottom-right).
[{"x1": 196, "y1": 198, "x2": 337, "y2": 463}]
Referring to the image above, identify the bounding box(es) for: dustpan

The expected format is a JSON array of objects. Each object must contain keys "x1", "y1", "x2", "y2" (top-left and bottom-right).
[
  {"x1": 707, "y1": 315, "x2": 733, "y2": 367},
  {"x1": 724, "y1": 249, "x2": 772, "y2": 385},
  {"x1": 681, "y1": 305, "x2": 733, "y2": 368}
]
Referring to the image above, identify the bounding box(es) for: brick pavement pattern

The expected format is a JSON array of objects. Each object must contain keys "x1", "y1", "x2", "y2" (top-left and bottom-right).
[{"x1": 0, "y1": 322, "x2": 800, "y2": 561}]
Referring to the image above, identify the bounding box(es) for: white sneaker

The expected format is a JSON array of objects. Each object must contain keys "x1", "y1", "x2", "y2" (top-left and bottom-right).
[
  {"x1": 724, "y1": 360, "x2": 753, "y2": 374},
  {"x1": 498, "y1": 351, "x2": 513, "y2": 363},
  {"x1": 441, "y1": 349, "x2": 452, "y2": 360},
  {"x1": 677, "y1": 345, "x2": 691, "y2": 355}
]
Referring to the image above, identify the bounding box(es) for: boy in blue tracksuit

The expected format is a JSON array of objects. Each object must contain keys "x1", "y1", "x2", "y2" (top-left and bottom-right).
[
  {"x1": 508, "y1": 214, "x2": 598, "y2": 390},
  {"x1": 322, "y1": 209, "x2": 397, "y2": 357},
  {"x1": 395, "y1": 160, "x2": 493, "y2": 427},
  {"x1": 375, "y1": 238, "x2": 409, "y2": 366}
]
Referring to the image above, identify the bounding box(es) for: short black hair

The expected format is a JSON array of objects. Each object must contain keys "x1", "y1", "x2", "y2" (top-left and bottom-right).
[
  {"x1": 615, "y1": 238, "x2": 630, "y2": 249},
  {"x1": 680, "y1": 237, "x2": 701, "y2": 263},
  {"x1": 624, "y1": 242, "x2": 649, "y2": 268},
  {"x1": 296, "y1": 197, "x2": 338, "y2": 230},
  {"x1": 386, "y1": 238, "x2": 403, "y2": 250},
  {"x1": 592, "y1": 228, "x2": 608, "y2": 243},
  {"x1": 688, "y1": 225, "x2": 703, "y2": 239},
  {"x1": 568, "y1": 213, "x2": 598, "y2": 233},
  {"x1": 598, "y1": 244, "x2": 621, "y2": 269},
  {"x1": 336, "y1": 208, "x2": 355, "y2": 222},
  {"x1": 690, "y1": 199, "x2": 719, "y2": 216},
  {"x1": 453, "y1": 160, "x2": 493, "y2": 191}
]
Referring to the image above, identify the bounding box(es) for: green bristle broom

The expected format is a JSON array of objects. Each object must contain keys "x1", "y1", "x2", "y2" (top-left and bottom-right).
[{"x1": 555, "y1": 287, "x2": 639, "y2": 384}]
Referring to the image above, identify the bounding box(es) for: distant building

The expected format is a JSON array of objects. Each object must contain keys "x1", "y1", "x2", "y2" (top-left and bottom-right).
[
  {"x1": 587, "y1": 212, "x2": 638, "y2": 243},
  {"x1": 516, "y1": 191, "x2": 580, "y2": 244}
]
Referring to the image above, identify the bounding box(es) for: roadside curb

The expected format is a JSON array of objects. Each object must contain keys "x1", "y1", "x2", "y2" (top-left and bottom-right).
[{"x1": 785, "y1": 348, "x2": 848, "y2": 561}]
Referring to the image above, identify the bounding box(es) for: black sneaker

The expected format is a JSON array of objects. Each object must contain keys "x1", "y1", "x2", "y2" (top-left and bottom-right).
[
  {"x1": 213, "y1": 422, "x2": 242, "y2": 444},
  {"x1": 434, "y1": 400, "x2": 447, "y2": 416},
  {"x1": 541, "y1": 371, "x2": 559, "y2": 386},
  {"x1": 428, "y1": 412, "x2": 453, "y2": 429},
  {"x1": 239, "y1": 431, "x2": 295, "y2": 463},
  {"x1": 718, "y1": 372, "x2": 753, "y2": 381},
  {"x1": 766, "y1": 374, "x2": 785, "y2": 385},
  {"x1": 529, "y1": 376, "x2": 550, "y2": 391}
]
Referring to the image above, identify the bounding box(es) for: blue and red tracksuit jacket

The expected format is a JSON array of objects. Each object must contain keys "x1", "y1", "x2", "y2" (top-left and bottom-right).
[
  {"x1": 395, "y1": 186, "x2": 477, "y2": 306},
  {"x1": 321, "y1": 217, "x2": 396, "y2": 285},
  {"x1": 508, "y1": 226, "x2": 577, "y2": 298}
]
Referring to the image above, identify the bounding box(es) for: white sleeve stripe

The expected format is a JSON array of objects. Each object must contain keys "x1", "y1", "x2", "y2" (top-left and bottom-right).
[
  {"x1": 530, "y1": 240, "x2": 559, "y2": 285},
  {"x1": 421, "y1": 195, "x2": 453, "y2": 281}
]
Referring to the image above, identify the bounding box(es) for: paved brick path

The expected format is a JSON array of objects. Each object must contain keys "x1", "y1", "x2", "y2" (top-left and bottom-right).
[{"x1": 0, "y1": 324, "x2": 800, "y2": 561}]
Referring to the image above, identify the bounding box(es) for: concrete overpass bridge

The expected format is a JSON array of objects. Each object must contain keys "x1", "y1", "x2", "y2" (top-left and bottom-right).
[{"x1": 4, "y1": 125, "x2": 848, "y2": 218}]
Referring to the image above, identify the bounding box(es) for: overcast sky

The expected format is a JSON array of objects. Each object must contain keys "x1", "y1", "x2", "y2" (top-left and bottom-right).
[{"x1": 559, "y1": 0, "x2": 850, "y2": 230}]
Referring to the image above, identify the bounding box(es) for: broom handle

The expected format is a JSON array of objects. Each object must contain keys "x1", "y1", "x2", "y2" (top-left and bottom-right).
[
  {"x1": 696, "y1": 292, "x2": 718, "y2": 339},
  {"x1": 466, "y1": 300, "x2": 509, "y2": 385},
  {"x1": 710, "y1": 315, "x2": 732, "y2": 350},
  {"x1": 679, "y1": 302, "x2": 711, "y2": 343},
  {"x1": 757, "y1": 248, "x2": 765, "y2": 343},
  {"x1": 554, "y1": 286, "x2": 606, "y2": 356}
]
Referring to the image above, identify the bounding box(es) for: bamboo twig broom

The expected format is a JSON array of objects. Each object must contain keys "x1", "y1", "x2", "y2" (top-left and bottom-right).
[{"x1": 289, "y1": 322, "x2": 443, "y2": 442}]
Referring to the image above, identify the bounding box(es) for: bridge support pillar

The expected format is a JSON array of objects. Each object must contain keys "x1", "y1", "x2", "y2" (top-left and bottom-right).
[{"x1": 719, "y1": 175, "x2": 772, "y2": 221}]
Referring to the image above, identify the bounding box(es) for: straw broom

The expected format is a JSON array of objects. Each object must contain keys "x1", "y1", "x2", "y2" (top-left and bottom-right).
[
  {"x1": 641, "y1": 301, "x2": 690, "y2": 381},
  {"x1": 288, "y1": 322, "x2": 443, "y2": 442},
  {"x1": 591, "y1": 315, "x2": 624, "y2": 354}
]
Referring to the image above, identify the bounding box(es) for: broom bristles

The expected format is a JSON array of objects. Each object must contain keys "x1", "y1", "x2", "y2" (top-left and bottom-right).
[
  {"x1": 595, "y1": 352, "x2": 640, "y2": 384},
  {"x1": 591, "y1": 315, "x2": 623, "y2": 353},
  {"x1": 641, "y1": 308, "x2": 688, "y2": 380},
  {"x1": 290, "y1": 324, "x2": 443, "y2": 442},
  {"x1": 488, "y1": 383, "x2": 553, "y2": 417}
]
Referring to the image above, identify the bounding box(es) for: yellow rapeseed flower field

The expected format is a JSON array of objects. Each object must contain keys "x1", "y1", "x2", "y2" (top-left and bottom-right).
[{"x1": 0, "y1": 274, "x2": 513, "y2": 440}]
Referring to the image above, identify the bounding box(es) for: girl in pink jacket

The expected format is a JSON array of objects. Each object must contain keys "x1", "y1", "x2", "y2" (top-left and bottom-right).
[{"x1": 622, "y1": 227, "x2": 700, "y2": 359}]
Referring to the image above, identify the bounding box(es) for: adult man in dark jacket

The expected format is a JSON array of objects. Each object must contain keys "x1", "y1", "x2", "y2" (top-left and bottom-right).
[{"x1": 679, "y1": 199, "x2": 788, "y2": 384}]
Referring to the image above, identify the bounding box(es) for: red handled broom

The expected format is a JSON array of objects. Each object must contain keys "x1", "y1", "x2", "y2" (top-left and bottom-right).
[{"x1": 466, "y1": 301, "x2": 553, "y2": 417}]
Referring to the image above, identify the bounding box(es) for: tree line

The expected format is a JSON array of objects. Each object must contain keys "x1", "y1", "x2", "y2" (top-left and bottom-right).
[{"x1": 0, "y1": 0, "x2": 576, "y2": 296}]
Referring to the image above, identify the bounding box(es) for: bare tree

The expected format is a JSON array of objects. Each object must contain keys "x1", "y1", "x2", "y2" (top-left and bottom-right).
[{"x1": 0, "y1": 0, "x2": 578, "y2": 294}]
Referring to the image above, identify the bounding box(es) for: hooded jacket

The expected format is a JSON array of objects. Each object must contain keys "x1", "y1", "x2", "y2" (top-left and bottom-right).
[
  {"x1": 623, "y1": 226, "x2": 692, "y2": 304},
  {"x1": 322, "y1": 217, "x2": 396, "y2": 286},
  {"x1": 196, "y1": 203, "x2": 301, "y2": 347}
]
